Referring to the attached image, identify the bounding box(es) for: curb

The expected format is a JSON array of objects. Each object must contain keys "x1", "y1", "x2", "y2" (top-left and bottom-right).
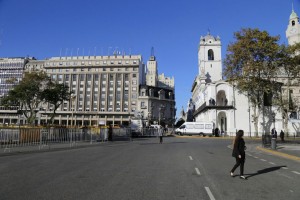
[{"x1": 256, "y1": 146, "x2": 300, "y2": 162}]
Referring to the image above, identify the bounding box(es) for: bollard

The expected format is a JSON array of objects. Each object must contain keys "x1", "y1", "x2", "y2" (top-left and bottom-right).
[{"x1": 271, "y1": 138, "x2": 277, "y2": 150}]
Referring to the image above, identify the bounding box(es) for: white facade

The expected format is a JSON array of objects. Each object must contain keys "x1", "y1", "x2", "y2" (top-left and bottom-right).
[
  {"x1": 192, "y1": 9, "x2": 300, "y2": 136},
  {"x1": 286, "y1": 8, "x2": 300, "y2": 45},
  {"x1": 198, "y1": 32, "x2": 222, "y2": 83}
]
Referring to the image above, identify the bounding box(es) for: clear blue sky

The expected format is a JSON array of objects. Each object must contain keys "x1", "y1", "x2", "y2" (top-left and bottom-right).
[{"x1": 0, "y1": 0, "x2": 298, "y2": 118}]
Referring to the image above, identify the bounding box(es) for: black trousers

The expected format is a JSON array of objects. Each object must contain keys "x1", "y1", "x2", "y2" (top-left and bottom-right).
[
  {"x1": 159, "y1": 136, "x2": 163, "y2": 143},
  {"x1": 231, "y1": 156, "x2": 245, "y2": 176}
]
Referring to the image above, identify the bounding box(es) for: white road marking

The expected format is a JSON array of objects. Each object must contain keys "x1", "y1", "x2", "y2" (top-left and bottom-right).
[
  {"x1": 205, "y1": 187, "x2": 216, "y2": 200},
  {"x1": 189, "y1": 156, "x2": 193, "y2": 160},
  {"x1": 269, "y1": 162, "x2": 275, "y2": 165},
  {"x1": 195, "y1": 168, "x2": 201, "y2": 175},
  {"x1": 247, "y1": 153, "x2": 253, "y2": 157},
  {"x1": 282, "y1": 167, "x2": 288, "y2": 170},
  {"x1": 292, "y1": 171, "x2": 300, "y2": 175},
  {"x1": 254, "y1": 156, "x2": 258, "y2": 159},
  {"x1": 260, "y1": 159, "x2": 267, "y2": 162}
]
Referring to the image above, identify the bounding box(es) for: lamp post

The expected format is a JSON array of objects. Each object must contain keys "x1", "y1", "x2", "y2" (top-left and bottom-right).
[{"x1": 272, "y1": 112, "x2": 276, "y2": 130}]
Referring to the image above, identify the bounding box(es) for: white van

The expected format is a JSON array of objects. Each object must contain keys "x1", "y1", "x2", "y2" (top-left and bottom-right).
[{"x1": 175, "y1": 122, "x2": 214, "y2": 136}]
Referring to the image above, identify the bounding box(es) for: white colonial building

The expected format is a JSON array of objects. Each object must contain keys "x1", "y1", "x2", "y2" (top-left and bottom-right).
[{"x1": 191, "y1": 8, "x2": 300, "y2": 137}]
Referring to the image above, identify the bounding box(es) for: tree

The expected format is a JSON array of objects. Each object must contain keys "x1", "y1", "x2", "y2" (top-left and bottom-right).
[
  {"x1": 224, "y1": 28, "x2": 282, "y2": 137},
  {"x1": 1, "y1": 71, "x2": 50, "y2": 125},
  {"x1": 274, "y1": 43, "x2": 300, "y2": 135},
  {"x1": 41, "y1": 82, "x2": 71, "y2": 124}
]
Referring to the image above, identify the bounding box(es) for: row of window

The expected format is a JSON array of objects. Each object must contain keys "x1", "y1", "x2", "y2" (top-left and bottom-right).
[
  {"x1": 46, "y1": 66, "x2": 138, "y2": 73},
  {"x1": 45, "y1": 60, "x2": 138, "y2": 66}
]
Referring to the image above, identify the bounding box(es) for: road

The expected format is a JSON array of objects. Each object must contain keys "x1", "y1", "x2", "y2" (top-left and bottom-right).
[{"x1": 0, "y1": 137, "x2": 299, "y2": 200}]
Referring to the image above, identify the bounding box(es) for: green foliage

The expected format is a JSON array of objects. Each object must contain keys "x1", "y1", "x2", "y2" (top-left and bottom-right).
[
  {"x1": 224, "y1": 28, "x2": 300, "y2": 135},
  {"x1": 224, "y1": 28, "x2": 284, "y2": 136},
  {"x1": 1, "y1": 71, "x2": 50, "y2": 124},
  {"x1": 224, "y1": 28, "x2": 281, "y2": 98},
  {"x1": 0, "y1": 71, "x2": 71, "y2": 125},
  {"x1": 41, "y1": 82, "x2": 71, "y2": 124}
]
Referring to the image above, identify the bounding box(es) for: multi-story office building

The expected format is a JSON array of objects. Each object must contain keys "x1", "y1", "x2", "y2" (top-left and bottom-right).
[
  {"x1": 0, "y1": 53, "x2": 176, "y2": 127},
  {"x1": 1, "y1": 54, "x2": 143, "y2": 126},
  {"x1": 0, "y1": 57, "x2": 33, "y2": 125},
  {"x1": 41, "y1": 54, "x2": 144, "y2": 126},
  {"x1": 0, "y1": 57, "x2": 28, "y2": 97}
]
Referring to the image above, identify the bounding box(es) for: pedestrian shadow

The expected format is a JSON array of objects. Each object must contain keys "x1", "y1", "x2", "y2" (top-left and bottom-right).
[
  {"x1": 139, "y1": 141, "x2": 187, "y2": 145},
  {"x1": 245, "y1": 165, "x2": 287, "y2": 179}
]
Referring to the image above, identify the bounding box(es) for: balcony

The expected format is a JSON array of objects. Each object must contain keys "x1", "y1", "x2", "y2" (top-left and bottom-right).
[{"x1": 193, "y1": 101, "x2": 234, "y2": 117}]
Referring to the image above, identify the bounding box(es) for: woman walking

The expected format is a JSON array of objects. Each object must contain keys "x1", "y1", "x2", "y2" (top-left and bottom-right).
[{"x1": 230, "y1": 130, "x2": 246, "y2": 179}]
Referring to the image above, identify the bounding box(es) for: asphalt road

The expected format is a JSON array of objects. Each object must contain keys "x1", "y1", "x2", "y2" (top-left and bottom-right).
[{"x1": 0, "y1": 137, "x2": 299, "y2": 200}]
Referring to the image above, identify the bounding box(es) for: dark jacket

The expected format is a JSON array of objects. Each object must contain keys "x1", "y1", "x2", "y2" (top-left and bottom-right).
[{"x1": 232, "y1": 138, "x2": 246, "y2": 158}]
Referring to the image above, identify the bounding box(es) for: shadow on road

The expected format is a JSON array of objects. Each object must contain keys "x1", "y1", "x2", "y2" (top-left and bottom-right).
[
  {"x1": 139, "y1": 141, "x2": 188, "y2": 145},
  {"x1": 245, "y1": 165, "x2": 287, "y2": 179}
]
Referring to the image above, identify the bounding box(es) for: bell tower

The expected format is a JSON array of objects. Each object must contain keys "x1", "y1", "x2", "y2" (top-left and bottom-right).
[
  {"x1": 198, "y1": 31, "x2": 222, "y2": 83},
  {"x1": 286, "y1": 6, "x2": 300, "y2": 45}
]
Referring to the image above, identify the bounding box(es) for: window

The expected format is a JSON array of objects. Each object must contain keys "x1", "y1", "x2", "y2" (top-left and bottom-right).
[
  {"x1": 205, "y1": 124, "x2": 212, "y2": 129},
  {"x1": 208, "y1": 49, "x2": 214, "y2": 60},
  {"x1": 195, "y1": 124, "x2": 204, "y2": 129}
]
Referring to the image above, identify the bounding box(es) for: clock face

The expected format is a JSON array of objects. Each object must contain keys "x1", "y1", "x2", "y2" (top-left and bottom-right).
[{"x1": 290, "y1": 27, "x2": 297, "y2": 34}]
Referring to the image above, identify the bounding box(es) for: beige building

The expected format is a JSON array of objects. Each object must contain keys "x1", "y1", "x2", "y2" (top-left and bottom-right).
[
  {"x1": 3, "y1": 54, "x2": 143, "y2": 127},
  {"x1": 0, "y1": 57, "x2": 34, "y2": 125},
  {"x1": 142, "y1": 55, "x2": 176, "y2": 126},
  {"x1": 145, "y1": 55, "x2": 174, "y2": 90},
  {"x1": 0, "y1": 53, "x2": 176, "y2": 128}
]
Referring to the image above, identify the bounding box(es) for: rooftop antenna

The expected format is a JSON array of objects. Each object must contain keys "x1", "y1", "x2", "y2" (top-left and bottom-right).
[
  {"x1": 150, "y1": 47, "x2": 155, "y2": 61},
  {"x1": 59, "y1": 48, "x2": 62, "y2": 59},
  {"x1": 65, "y1": 48, "x2": 68, "y2": 59},
  {"x1": 94, "y1": 46, "x2": 97, "y2": 57},
  {"x1": 151, "y1": 47, "x2": 154, "y2": 57},
  {"x1": 77, "y1": 48, "x2": 79, "y2": 58}
]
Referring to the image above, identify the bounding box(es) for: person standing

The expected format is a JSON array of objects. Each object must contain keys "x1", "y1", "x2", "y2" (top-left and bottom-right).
[
  {"x1": 158, "y1": 127, "x2": 163, "y2": 144},
  {"x1": 230, "y1": 130, "x2": 247, "y2": 179},
  {"x1": 280, "y1": 130, "x2": 285, "y2": 142},
  {"x1": 108, "y1": 124, "x2": 113, "y2": 141},
  {"x1": 271, "y1": 128, "x2": 277, "y2": 139}
]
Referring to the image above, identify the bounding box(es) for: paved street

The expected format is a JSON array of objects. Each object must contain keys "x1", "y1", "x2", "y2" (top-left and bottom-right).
[{"x1": 0, "y1": 137, "x2": 299, "y2": 200}]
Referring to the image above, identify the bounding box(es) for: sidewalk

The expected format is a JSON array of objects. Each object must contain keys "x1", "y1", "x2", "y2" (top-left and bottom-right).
[{"x1": 251, "y1": 138, "x2": 300, "y2": 162}]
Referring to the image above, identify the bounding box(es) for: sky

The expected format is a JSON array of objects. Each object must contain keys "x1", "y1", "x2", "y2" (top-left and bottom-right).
[{"x1": 0, "y1": 0, "x2": 299, "y2": 118}]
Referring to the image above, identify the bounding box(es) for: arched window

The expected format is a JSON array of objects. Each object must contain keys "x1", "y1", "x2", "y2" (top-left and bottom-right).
[
  {"x1": 292, "y1": 20, "x2": 295, "y2": 26},
  {"x1": 208, "y1": 49, "x2": 214, "y2": 60}
]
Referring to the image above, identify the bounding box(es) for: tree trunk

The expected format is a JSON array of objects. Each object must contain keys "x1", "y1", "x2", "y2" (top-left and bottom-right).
[{"x1": 252, "y1": 105, "x2": 259, "y2": 137}]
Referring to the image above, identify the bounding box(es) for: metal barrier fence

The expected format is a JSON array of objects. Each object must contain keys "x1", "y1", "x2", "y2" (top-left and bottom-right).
[
  {"x1": 134, "y1": 128, "x2": 169, "y2": 137},
  {"x1": 0, "y1": 127, "x2": 132, "y2": 154}
]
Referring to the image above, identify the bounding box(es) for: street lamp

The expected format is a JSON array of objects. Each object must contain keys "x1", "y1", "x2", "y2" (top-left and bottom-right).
[{"x1": 272, "y1": 112, "x2": 276, "y2": 130}]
